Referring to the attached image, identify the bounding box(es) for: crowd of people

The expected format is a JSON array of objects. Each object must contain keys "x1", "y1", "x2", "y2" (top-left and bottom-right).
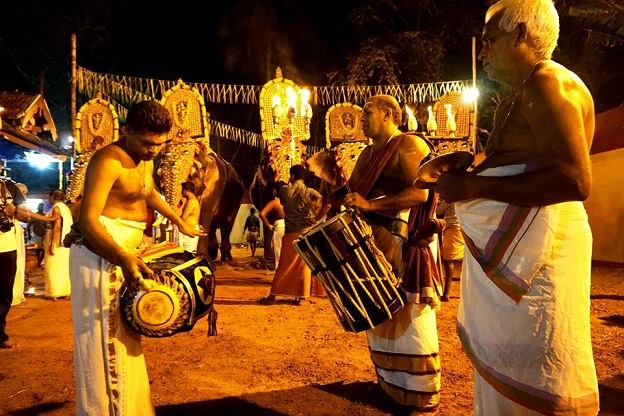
[{"x1": 0, "y1": 0, "x2": 602, "y2": 414}]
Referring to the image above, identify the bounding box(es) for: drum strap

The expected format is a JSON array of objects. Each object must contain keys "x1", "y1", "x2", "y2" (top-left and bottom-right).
[
  {"x1": 364, "y1": 211, "x2": 409, "y2": 240},
  {"x1": 63, "y1": 222, "x2": 97, "y2": 252}
]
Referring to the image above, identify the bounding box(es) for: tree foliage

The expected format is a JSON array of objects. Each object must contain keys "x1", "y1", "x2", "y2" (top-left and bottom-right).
[{"x1": 329, "y1": 0, "x2": 484, "y2": 85}]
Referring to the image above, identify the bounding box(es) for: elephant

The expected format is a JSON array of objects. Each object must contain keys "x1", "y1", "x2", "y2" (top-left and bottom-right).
[{"x1": 159, "y1": 138, "x2": 244, "y2": 262}]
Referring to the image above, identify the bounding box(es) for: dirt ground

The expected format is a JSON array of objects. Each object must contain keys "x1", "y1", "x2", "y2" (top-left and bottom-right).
[{"x1": 0, "y1": 247, "x2": 623, "y2": 416}]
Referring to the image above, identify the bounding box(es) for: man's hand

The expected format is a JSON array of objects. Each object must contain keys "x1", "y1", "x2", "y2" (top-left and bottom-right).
[
  {"x1": 3, "y1": 203, "x2": 16, "y2": 218},
  {"x1": 344, "y1": 192, "x2": 373, "y2": 212},
  {"x1": 117, "y1": 251, "x2": 156, "y2": 291},
  {"x1": 178, "y1": 221, "x2": 207, "y2": 238},
  {"x1": 436, "y1": 173, "x2": 470, "y2": 203}
]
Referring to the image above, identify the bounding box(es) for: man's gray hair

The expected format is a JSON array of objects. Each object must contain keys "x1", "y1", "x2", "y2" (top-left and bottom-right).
[{"x1": 486, "y1": 0, "x2": 559, "y2": 59}]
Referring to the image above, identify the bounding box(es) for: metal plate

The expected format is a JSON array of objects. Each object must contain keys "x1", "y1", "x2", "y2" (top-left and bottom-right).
[{"x1": 415, "y1": 151, "x2": 474, "y2": 184}]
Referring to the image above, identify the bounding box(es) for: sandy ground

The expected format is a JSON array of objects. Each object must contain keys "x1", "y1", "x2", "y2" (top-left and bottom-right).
[{"x1": 0, "y1": 247, "x2": 623, "y2": 416}]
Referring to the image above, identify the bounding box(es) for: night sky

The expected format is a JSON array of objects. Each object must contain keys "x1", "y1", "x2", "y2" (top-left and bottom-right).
[
  {"x1": 1, "y1": 0, "x2": 370, "y2": 186},
  {"x1": 1, "y1": 1, "x2": 362, "y2": 130},
  {"x1": 3, "y1": 1, "x2": 621, "y2": 189}
]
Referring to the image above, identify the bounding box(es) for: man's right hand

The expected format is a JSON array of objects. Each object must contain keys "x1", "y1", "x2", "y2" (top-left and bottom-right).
[
  {"x1": 117, "y1": 251, "x2": 155, "y2": 291},
  {"x1": 178, "y1": 220, "x2": 206, "y2": 238},
  {"x1": 3, "y1": 203, "x2": 16, "y2": 218}
]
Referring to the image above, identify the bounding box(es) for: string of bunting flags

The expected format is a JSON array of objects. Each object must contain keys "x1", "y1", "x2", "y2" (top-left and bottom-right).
[
  {"x1": 77, "y1": 66, "x2": 470, "y2": 106},
  {"x1": 76, "y1": 65, "x2": 471, "y2": 151}
]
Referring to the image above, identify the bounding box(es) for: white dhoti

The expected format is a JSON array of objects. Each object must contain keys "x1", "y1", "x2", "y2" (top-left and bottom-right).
[
  {"x1": 70, "y1": 216, "x2": 154, "y2": 416},
  {"x1": 178, "y1": 232, "x2": 199, "y2": 254},
  {"x1": 272, "y1": 219, "x2": 285, "y2": 268},
  {"x1": 367, "y1": 298, "x2": 441, "y2": 410},
  {"x1": 12, "y1": 221, "x2": 25, "y2": 306},
  {"x1": 45, "y1": 202, "x2": 74, "y2": 298},
  {"x1": 456, "y1": 165, "x2": 599, "y2": 416}
]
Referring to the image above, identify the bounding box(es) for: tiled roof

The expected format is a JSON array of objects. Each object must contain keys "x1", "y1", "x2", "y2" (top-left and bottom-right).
[
  {"x1": 0, "y1": 123, "x2": 67, "y2": 160},
  {"x1": 0, "y1": 91, "x2": 40, "y2": 120}
]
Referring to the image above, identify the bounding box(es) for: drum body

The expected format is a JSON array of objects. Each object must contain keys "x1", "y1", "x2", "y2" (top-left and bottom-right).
[
  {"x1": 120, "y1": 244, "x2": 215, "y2": 337},
  {"x1": 294, "y1": 210, "x2": 406, "y2": 332}
]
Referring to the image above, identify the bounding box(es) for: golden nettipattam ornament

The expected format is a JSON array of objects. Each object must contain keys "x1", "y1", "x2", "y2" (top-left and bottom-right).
[
  {"x1": 74, "y1": 97, "x2": 119, "y2": 152},
  {"x1": 159, "y1": 141, "x2": 197, "y2": 207},
  {"x1": 68, "y1": 97, "x2": 119, "y2": 199},
  {"x1": 432, "y1": 91, "x2": 471, "y2": 138},
  {"x1": 158, "y1": 80, "x2": 210, "y2": 208},
  {"x1": 331, "y1": 142, "x2": 368, "y2": 181},
  {"x1": 323, "y1": 102, "x2": 368, "y2": 181},
  {"x1": 325, "y1": 102, "x2": 366, "y2": 148},
  {"x1": 161, "y1": 80, "x2": 209, "y2": 143},
  {"x1": 259, "y1": 68, "x2": 312, "y2": 182},
  {"x1": 66, "y1": 150, "x2": 95, "y2": 201}
]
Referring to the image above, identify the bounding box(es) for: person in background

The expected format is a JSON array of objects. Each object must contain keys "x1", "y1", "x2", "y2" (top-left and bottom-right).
[
  {"x1": 28, "y1": 203, "x2": 48, "y2": 267},
  {"x1": 436, "y1": 0, "x2": 599, "y2": 413},
  {"x1": 259, "y1": 165, "x2": 326, "y2": 305},
  {"x1": 243, "y1": 207, "x2": 261, "y2": 257},
  {"x1": 11, "y1": 183, "x2": 29, "y2": 306},
  {"x1": 259, "y1": 191, "x2": 285, "y2": 270},
  {"x1": 0, "y1": 166, "x2": 50, "y2": 349},
  {"x1": 178, "y1": 181, "x2": 200, "y2": 254},
  {"x1": 438, "y1": 200, "x2": 464, "y2": 302},
  {"x1": 44, "y1": 190, "x2": 73, "y2": 300}
]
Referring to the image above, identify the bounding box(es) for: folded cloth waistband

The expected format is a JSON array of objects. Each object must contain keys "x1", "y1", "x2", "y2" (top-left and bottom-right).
[{"x1": 63, "y1": 216, "x2": 146, "y2": 253}]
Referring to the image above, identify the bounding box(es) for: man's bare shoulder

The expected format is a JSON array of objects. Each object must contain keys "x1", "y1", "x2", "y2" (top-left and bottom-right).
[
  {"x1": 90, "y1": 142, "x2": 125, "y2": 161},
  {"x1": 187, "y1": 196, "x2": 200, "y2": 209},
  {"x1": 527, "y1": 61, "x2": 593, "y2": 110},
  {"x1": 398, "y1": 133, "x2": 430, "y2": 156},
  {"x1": 87, "y1": 142, "x2": 124, "y2": 172}
]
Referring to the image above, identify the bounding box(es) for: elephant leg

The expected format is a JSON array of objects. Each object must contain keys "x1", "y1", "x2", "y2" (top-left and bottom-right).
[
  {"x1": 219, "y1": 222, "x2": 234, "y2": 262},
  {"x1": 207, "y1": 228, "x2": 219, "y2": 260}
]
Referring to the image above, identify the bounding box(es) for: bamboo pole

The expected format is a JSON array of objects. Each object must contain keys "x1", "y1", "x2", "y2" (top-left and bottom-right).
[
  {"x1": 71, "y1": 34, "x2": 77, "y2": 140},
  {"x1": 58, "y1": 161, "x2": 63, "y2": 190},
  {"x1": 472, "y1": 36, "x2": 479, "y2": 153}
]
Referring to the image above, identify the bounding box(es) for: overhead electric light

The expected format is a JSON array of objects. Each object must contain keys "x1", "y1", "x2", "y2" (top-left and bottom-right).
[
  {"x1": 24, "y1": 151, "x2": 54, "y2": 169},
  {"x1": 461, "y1": 87, "x2": 480, "y2": 104}
]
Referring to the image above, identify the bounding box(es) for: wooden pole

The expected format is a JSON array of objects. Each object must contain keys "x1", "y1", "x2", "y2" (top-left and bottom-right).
[
  {"x1": 472, "y1": 36, "x2": 479, "y2": 153},
  {"x1": 58, "y1": 161, "x2": 63, "y2": 190},
  {"x1": 71, "y1": 34, "x2": 77, "y2": 140}
]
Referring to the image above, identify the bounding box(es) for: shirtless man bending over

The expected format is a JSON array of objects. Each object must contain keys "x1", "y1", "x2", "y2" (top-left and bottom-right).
[
  {"x1": 69, "y1": 100, "x2": 203, "y2": 416},
  {"x1": 178, "y1": 181, "x2": 201, "y2": 253}
]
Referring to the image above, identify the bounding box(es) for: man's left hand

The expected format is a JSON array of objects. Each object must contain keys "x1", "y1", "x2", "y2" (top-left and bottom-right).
[
  {"x1": 436, "y1": 173, "x2": 470, "y2": 203},
  {"x1": 344, "y1": 192, "x2": 373, "y2": 212}
]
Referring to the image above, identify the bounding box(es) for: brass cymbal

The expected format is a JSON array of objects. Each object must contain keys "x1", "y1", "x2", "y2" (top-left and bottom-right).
[{"x1": 415, "y1": 151, "x2": 474, "y2": 185}]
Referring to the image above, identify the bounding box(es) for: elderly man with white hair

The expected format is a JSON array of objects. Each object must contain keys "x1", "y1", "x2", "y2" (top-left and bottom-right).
[{"x1": 436, "y1": 0, "x2": 599, "y2": 414}]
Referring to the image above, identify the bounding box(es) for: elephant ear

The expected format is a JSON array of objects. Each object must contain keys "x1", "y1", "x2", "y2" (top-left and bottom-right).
[{"x1": 307, "y1": 150, "x2": 343, "y2": 187}]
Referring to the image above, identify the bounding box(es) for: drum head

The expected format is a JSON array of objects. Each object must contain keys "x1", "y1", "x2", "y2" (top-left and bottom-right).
[
  {"x1": 121, "y1": 277, "x2": 192, "y2": 337},
  {"x1": 415, "y1": 151, "x2": 474, "y2": 184},
  {"x1": 133, "y1": 286, "x2": 181, "y2": 329}
]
